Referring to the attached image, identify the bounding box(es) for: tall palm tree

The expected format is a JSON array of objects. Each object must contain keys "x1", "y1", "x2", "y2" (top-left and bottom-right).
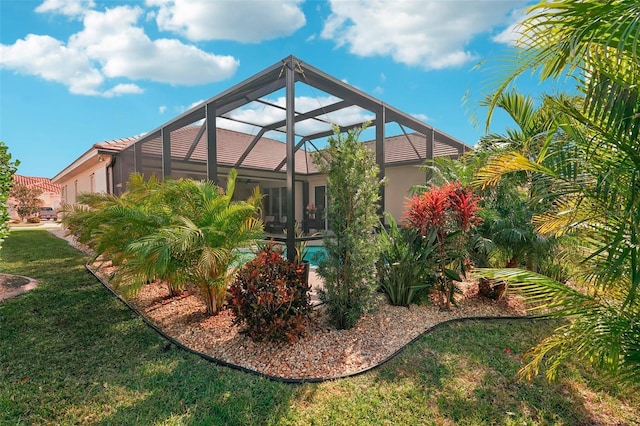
[{"x1": 476, "y1": 0, "x2": 640, "y2": 383}]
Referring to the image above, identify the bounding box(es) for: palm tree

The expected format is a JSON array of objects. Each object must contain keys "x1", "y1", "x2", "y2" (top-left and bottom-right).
[
  {"x1": 113, "y1": 170, "x2": 263, "y2": 315},
  {"x1": 476, "y1": 0, "x2": 640, "y2": 383},
  {"x1": 62, "y1": 174, "x2": 169, "y2": 262},
  {"x1": 62, "y1": 174, "x2": 188, "y2": 296}
]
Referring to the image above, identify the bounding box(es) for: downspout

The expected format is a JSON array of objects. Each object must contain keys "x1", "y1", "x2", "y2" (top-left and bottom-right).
[
  {"x1": 105, "y1": 155, "x2": 114, "y2": 195},
  {"x1": 97, "y1": 151, "x2": 115, "y2": 194}
]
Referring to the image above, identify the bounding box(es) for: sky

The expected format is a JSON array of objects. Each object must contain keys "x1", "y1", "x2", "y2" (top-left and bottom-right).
[{"x1": 0, "y1": 0, "x2": 556, "y2": 179}]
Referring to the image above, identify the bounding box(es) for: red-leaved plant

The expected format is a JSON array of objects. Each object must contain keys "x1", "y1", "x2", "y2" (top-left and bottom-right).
[
  {"x1": 405, "y1": 182, "x2": 481, "y2": 236},
  {"x1": 404, "y1": 181, "x2": 482, "y2": 308},
  {"x1": 228, "y1": 243, "x2": 312, "y2": 343}
]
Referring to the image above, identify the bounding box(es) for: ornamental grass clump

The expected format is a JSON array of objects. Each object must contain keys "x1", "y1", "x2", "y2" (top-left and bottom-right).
[
  {"x1": 228, "y1": 244, "x2": 312, "y2": 343},
  {"x1": 377, "y1": 214, "x2": 438, "y2": 307}
]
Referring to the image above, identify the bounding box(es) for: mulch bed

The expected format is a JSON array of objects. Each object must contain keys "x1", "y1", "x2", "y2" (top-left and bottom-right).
[
  {"x1": 89, "y1": 260, "x2": 527, "y2": 381},
  {"x1": 0, "y1": 273, "x2": 37, "y2": 300}
]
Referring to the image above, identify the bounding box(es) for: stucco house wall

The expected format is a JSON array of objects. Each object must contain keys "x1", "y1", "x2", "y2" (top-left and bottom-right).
[
  {"x1": 384, "y1": 165, "x2": 428, "y2": 222},
  {"x1": 54, "y1": 139, "x2": 130, "y2": 205},
  {"x1": 59, "y1": 163, "x2": 109, "y2": 205}
]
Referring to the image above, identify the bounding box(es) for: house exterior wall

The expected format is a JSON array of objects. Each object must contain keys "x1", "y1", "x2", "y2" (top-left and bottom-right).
[
  {"x1": 53, "y1": 143, "x2": 431, "y2": 229},
  {"x1": 56, "y1": 160, "x2": 109, "y2": 205},
  {"x1": 302, "y1": 164, "x2": 426, "y2": 225},
  {"x1": 384, "y1": 165, "x2": 427, "y2": 222}
]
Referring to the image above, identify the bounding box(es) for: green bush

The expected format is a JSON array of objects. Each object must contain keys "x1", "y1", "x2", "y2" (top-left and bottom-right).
[
  {"x1": 312, "y1": 125, "x2": 383, "y2": 329},
  {"x1": 378, "y1": 215, "x2": 438, "y2": 306},
  {"x1": 0, "y1": 142, "x2": 19, "y2": 250},
  {"x1": 228, "y1": 244, "x2": 312, "y2": 343}
]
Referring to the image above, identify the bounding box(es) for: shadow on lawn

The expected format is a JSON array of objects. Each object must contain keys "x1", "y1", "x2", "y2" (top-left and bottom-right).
[
  {"x1": 3, "y1": 231, "x2": 638, "y2": 425},
  {"x1": 373, "y1": 319, "x2": 629, "y2": 425},
  {"x1": 0, "y1": 231, "x2": 295, "y2": 425}
]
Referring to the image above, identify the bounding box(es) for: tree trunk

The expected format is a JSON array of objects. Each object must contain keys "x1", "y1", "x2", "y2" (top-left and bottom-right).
[
  {"x1": 165, "y1": 281, "x2": 183, "y2": 298},
  {"x1": 203, "y1": 286, "x2": 219, "y2": 316},
  {"x1": 479, "y1": 277, "x2": 507, "y2": 300}
]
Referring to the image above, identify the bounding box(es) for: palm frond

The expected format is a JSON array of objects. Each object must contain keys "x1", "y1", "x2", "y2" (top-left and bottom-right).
[
  {"x1": 474, "y1": 152, "x2": 558, "y2": 189},
  {"x1": 474, "y1": 267, "x2": 640, "y2": 382}
]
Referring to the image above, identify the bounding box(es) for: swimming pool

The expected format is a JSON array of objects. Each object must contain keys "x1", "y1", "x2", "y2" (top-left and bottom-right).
[
  {"x1": 235, "y1": 244, "x2": 327, "y2": 267},
  {"x1": 301, "y1": 245, "x2": 327, "y2": 266}
]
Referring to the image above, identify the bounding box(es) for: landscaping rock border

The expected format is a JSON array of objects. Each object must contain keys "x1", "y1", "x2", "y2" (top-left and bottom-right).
[{"x1": 86, "y1": 262, "x2": 538, "y2": 383}]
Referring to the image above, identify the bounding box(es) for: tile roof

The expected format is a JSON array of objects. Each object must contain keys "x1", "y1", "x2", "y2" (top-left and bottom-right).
[
  {"x1": 13, "y1": 175, "x2": 61, "y2": 194},
  {"x1": 93, "y1": 125, "x2": 465, "y2": 176},
  {"x1": 363, "y1": 132, "x2": 461, "y2": 165},
  {"x1": 93, "y1": 136, "x2": 139, "y2": 152},
  {"x1": 116, "y1": 126, "x2": 319, "y2": 174}
]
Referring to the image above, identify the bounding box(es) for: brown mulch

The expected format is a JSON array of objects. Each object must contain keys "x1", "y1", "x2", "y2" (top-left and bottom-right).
[
  {"x1": 89, "y1": 260, "x2": 527, "y2": 380},
  {"x1": 0, "y1": 273, "x2": 38, "y2": 300}
]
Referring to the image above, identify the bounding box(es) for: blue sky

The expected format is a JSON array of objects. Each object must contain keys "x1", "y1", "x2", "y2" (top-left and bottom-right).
[{"x1": 0, "y1": 0, "x2": 555, "y2": 179}]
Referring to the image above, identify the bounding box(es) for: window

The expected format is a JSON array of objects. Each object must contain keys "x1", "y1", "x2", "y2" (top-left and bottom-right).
[
  {"x1": 314, "y1": 185, "x2": 328, "y2": 230},
  {"x1": 264, "y1": 187, "x2": 287, "y2": 221},
  {"x1": 90, "y1": 173, "x2": 95, "y2": 193}
]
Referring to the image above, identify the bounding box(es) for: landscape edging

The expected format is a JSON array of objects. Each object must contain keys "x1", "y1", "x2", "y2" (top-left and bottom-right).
[{"x1": 86, "y1": 262, "x2": 545, "y2": 384}]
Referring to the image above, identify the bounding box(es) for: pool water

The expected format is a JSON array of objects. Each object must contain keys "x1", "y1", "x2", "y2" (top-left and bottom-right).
[
  {"x1": 235, "y1": 245, "x2": 327, "y2": 267},
  {"x1": 302, "y1": 245, "x2": 327, "y2": 267}
]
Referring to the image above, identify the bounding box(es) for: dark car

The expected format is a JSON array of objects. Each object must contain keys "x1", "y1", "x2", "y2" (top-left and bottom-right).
[{"x1": 39, "y1": 207, "x2": 58, "y2": 221}]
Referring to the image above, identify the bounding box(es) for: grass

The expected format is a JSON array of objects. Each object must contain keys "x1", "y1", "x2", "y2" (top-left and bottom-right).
[{"x1": 1, "y1": 230, "x2": 638, "y2": 425}]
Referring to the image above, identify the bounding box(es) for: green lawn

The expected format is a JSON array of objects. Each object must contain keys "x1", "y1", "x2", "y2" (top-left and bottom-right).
[{"x1": 1, "y1": 230, "x2": 638, "y2": 425}]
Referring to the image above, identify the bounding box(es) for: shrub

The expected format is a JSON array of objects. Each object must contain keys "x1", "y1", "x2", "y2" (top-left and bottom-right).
[
  {"x1": 378, "y1": 214, "x2": 437, "y2": 306},
  {"x1": 405, "y1": 181, "x2": 481, "y2": 308},
  {"x1": 228, "y1": 244, "x2": 312, "y2": 343},
  {"x1": 27, "y1": 216, "x2": 41, "y2": 224},
  {"x1": 0, "y1": 142, "x2": 19, "y2": 251},
  {"x1": 311, "y1": 125, "x2": 384, "y2": 329}
]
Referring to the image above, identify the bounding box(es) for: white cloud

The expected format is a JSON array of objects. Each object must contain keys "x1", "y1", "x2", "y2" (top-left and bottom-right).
[
  {"x1": 321, "y1": 0, "x2": 528, "y2": 70},
  {"x1": 35, "y1": 0, "x2": 95, "y2": 17},
  {"x1": 0, "y1": 34, "x2": 104, "y2": 95},
  {"x1": 159, "y1": 105, "x2": 167, "y2": 114},
  {"x1": 219, "y1": 95, "x2": 374, "y2": 136},
  {"x1": 216, "y1": 117, "x2": 263, "y2": 136},
  {"x1": 70, "y1": 6, "x2": 239, "y2": 85},
  {"x1": 188, "y1": 99, "x2": 205, "y2": 110},
  {"x1": 1, "y1": 4, "x2": 239, "y2": 96},
  {"x1": 411, "y1": 113, "x2": 431, "y2": 122},
  {"x1": 492, "y1": 8, "x2": 533, "y2": 46},
  {"x1": 146, "y1": 0, "x2": 306, "y2": 42},
  {"x1": 103, "y1": 83, "x2": 144, "y2": 97},
  {"x1": 373, "y1": 86, "x2": 383, "y2": 94}
]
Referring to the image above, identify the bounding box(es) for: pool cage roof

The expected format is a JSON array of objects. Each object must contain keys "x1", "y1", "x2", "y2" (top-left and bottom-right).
[{"x1": 104, "y1": 55, "x2": 470, "y2": 261}]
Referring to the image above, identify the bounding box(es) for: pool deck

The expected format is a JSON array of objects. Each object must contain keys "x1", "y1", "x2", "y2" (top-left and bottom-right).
[{"x1": 308, "y1": 268, "x2": 325, "y2": 306}]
